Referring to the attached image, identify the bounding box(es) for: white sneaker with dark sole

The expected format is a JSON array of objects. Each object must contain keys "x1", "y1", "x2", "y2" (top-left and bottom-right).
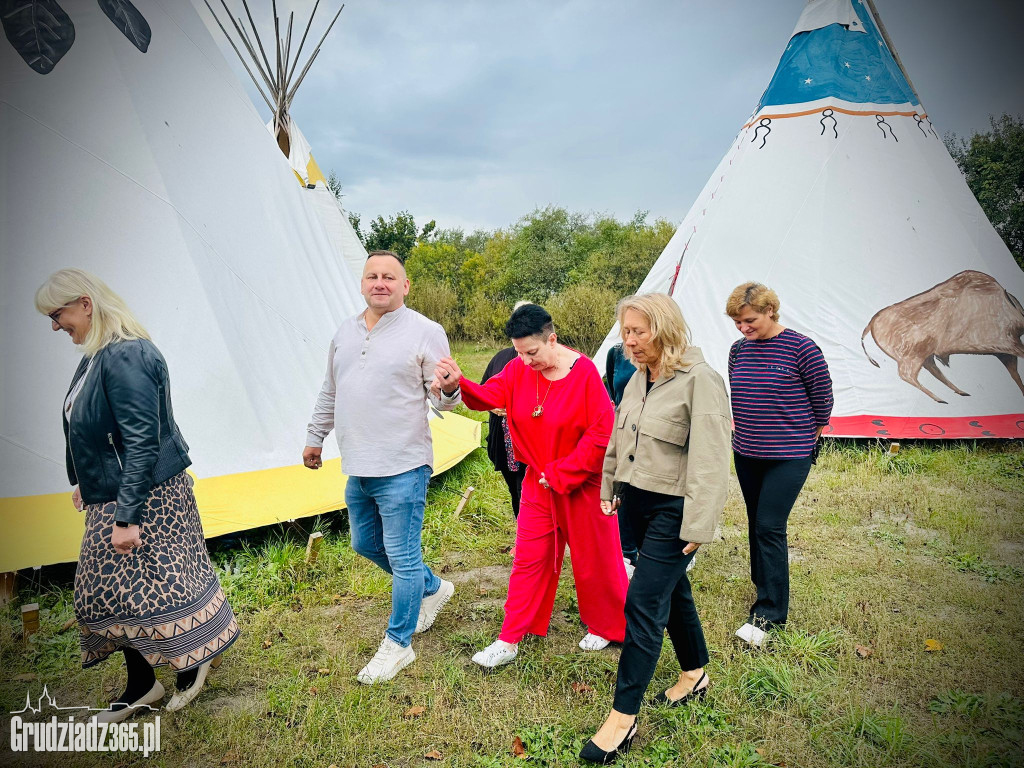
[
  {"x1": 357, "y1": 636, "x2": 416, "y2": 684},
  {"x1": 735, "y1": 622, "x2": 768, "y2": 648},
  {"x1": 472, "y1": 639, "x2": 518, "y2": 668},
  {"x1": 579, "y1": 632, "x2": 611, "y2": 651},
  {"x1": 415, "y1": 579, "x2": 455, "y2": 634}
]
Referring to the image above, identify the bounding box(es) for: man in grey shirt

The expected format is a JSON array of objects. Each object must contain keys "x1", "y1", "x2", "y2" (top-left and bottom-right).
[{"x1": 303, "y1": 250, "x2": 459, "y2": 684}]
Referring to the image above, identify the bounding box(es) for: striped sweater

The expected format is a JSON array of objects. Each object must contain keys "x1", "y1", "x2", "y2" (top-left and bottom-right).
[{"x1": 727, "y1": 328, "x2": 833, "y2": 459}]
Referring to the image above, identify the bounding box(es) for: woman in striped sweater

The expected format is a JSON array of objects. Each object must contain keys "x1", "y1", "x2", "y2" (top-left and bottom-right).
[{"x1": 726, "y1": 283, "x2": 833, "y2": 647}]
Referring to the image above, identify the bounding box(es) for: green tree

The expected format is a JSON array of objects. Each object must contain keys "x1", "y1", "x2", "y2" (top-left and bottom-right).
[
  {"x1": 945, "y1": 114, "x2": 1024, "y2": 270},
  {"x1": 548, "y1": 283, "x2": 619, "y2": 356},
  {"x1": 365, "y1": 211, "x2": 418, "y2": 258},
  {"x1": 576, "y1": 212, "x2": 674, "y2": 293},
  {"x1": 326, "y1": 170, "x2": 344, "y2": 201},
  {"x1": 347, "y1": 212, "x2": 364, "y2": 244},
  {"x1": 405, "y1": 279, "x2": 458, "y2": 331}
]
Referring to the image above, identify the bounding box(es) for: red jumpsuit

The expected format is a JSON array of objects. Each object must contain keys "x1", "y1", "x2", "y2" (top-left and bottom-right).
[{"x1": 459, "y1": 354, "x2": 627, "y2": 644}]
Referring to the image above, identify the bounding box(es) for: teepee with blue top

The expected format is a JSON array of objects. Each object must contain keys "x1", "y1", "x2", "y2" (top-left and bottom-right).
[{"x1": 598, "y1": 0, "x2": 1024, "y2": 439}]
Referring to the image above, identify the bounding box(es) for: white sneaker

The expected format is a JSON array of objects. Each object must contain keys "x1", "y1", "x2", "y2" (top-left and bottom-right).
[
  {"x1": 356, "y1": 636, "x2": 416, "y2": 684},
  {"x1": 623, "y1": 557, "x2": 636, "y2": 581},
  {"x1": 579, "y1": 632, "x2": 611, "y2": 651},
  {"x1": 472, "y1": 639, "x2": 518, "y2": 668},
  {"x1": 415, "y1": 579, "x2": 455, "y2": 634},
  {"x1": 735, "y1": 622, "x2": 768, "y2": 648}
]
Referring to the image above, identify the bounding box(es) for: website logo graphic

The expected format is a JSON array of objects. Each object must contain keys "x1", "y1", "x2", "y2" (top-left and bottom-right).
[{"x1": 8, "y1": 685, "x2": 161, "y2": 757}]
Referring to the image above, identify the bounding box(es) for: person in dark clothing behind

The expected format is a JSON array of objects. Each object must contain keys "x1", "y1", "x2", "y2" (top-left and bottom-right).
[
  {"x1": 482, "y1": 346, "x2": 526, "y2": 517},
  {"x1": 604, "y1": 343, "x2": 638, "y2": 574},
  {"x1": 605, "y1": 342, "x2": 636, "y2": 406}
]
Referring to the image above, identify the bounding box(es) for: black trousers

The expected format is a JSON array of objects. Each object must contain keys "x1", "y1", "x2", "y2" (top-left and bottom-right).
[
  {"x1": 612, "y1": 485, "x2": 708, "y2": 715},
  {"x1": 499, "y1": 466, "x2": 527, "y2": 518},
  {"x1": 615, "y1": 484, "x2": 639, "y2": 564},
  {"x1": 733, "y1": 452, "x2": 813, "y2": 628}
]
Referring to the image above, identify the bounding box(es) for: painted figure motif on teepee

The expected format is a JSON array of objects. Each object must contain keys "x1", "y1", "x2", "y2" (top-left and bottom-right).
[
  {"x1": 1, "y1": 0, "x2": 151, "y2": 75},
  {"x1": 861, "y1": 271, "x2": 1024, "y2": 404}
]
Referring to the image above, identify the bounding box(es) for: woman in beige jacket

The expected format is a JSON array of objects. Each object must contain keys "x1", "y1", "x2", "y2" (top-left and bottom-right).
[{"x1": 581, "y1": 293, "x2": 732, "y2": 764}]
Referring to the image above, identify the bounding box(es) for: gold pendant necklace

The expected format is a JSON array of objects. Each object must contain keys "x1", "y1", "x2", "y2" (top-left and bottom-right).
[{"x1": 533, "y1": 370, "x2": 554, "y2": 417}]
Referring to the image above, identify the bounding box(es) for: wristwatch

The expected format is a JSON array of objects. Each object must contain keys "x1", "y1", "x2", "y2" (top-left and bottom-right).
[{"x1": 115, "y1": 520, "x2": 131, "y2": 528}]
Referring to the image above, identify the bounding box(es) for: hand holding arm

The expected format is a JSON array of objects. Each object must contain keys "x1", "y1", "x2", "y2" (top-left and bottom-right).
[{"x1": 434, "y1": 357, "x2": 464, "y2": 395}]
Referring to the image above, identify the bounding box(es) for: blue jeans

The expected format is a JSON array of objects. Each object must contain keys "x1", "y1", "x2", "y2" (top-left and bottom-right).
[{"x1": 345, "y1": 465, "x2": 441, "y2": 647}]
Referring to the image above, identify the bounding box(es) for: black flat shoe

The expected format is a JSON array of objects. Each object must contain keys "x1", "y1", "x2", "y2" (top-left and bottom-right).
[
  {"x1": 579, "y1": 722, "x2": 638, "y2": 765},
  {"x1": 651, "y1": 671, "x2": 709, "y2": 707}
]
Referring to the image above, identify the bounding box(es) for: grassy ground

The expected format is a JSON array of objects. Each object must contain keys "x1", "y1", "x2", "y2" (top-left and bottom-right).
[{"x1": 2, "y1": 341, "x2": 1023, "y2": 767}]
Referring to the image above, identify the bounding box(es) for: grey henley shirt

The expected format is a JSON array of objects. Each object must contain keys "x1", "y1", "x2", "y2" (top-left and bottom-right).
[{"x1": 305, "y1": 305, "x2": 460, "y2": 478}]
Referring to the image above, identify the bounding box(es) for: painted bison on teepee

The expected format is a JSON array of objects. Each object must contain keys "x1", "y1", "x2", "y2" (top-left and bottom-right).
[{"x1": 861, "y1": 271, "x2": 1024, "y2": 403}]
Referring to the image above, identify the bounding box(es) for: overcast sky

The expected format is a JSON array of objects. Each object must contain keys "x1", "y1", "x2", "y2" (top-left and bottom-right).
[{"x1": 201, "y1": 0, "x2": 1024, "y2": 234}]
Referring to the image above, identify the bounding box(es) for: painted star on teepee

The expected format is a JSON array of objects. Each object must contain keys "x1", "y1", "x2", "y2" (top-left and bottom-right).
[
  {"x1": 865, "y1": 75, "x2": 872, "y2": 81},
  {"x1": 844, "y1": 62, "x2": 851, "y2": 68},
  {"x1": 804, "y1": 78, "x2": 813, "y2": 84}
]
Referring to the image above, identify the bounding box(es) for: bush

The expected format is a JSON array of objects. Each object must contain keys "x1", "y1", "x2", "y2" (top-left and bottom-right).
[
  {"x1": 406, "y1": 280, "x2": 459, "y2": 333},
  {"x1": 462, "y1": 293, "x2": 510, "y2": 342},
  {"x1": 548, "y1": 283, "x2": 618, "y2": 356}
]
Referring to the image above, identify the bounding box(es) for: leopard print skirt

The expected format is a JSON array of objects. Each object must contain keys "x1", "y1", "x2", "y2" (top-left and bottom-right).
[{"x1": 75, "y1": 471, "x2": 240, "y2": 671}]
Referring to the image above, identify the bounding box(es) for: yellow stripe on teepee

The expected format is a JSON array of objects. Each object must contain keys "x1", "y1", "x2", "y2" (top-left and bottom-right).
[
  {"x1": 305, "y1": 151, "x2": 327, "y2": 187},
  {"x1": 0, "y1": 415, "x2": 480, "y2": 572}
]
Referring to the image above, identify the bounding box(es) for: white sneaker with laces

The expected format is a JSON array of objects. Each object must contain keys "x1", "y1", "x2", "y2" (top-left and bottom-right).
[
  {"x1": 735, "y1": 622, "x2": 769, "y2": 648},
  {"x1": 356, "y1": 636, "x2": 416, "y2": 684},
  {"x1": 578, "y1": 632, "x2": 611, "y2": 651},
  {"x1": 472, "y1": 639, "x2": 518, "y2": 668},
  {"x1": 623, "y1": 557, "x2": 636, "y2": 581},
  {"x1": 415, "y1": 579, "x2": 455, "y2": 634}
]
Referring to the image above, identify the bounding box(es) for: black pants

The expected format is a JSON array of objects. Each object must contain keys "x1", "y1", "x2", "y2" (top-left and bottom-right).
[
  {"x1": 615, "y1": 484, "x2": 638, "y2": 564},
  {"x1": 612, "y1": 485, "x2": 708, "y2": 715},
  {"x1": 499, "y1": 466, "x2": 527, "y2": 518},
  {"x1": 733, "y1": 452, "x2": 812, "y2": 628}
]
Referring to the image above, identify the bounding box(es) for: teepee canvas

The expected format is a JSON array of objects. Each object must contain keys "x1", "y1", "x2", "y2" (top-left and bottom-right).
[
  {"x1": 0, "y1": 0, "x2": 478, "y2": 572},
  {"x1": 202, "y1": 0, "x2": 370, "y2": 283},
  {"x1": 597, "y1": 0, "x2": 1024, "y2": 440}
]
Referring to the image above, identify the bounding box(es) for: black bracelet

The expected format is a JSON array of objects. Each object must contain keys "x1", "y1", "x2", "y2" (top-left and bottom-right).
[
  {"x1": 442, "y1": 385, "x2": 460, "y2": 398},
  {"x1": 115, "y1": 520, "x2": 131, "y2": 528}
]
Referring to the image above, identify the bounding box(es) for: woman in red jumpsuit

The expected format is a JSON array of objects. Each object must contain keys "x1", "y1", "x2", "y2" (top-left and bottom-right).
[{"x1": 433, "y1": 304, "x2": 627, "y2": 668}]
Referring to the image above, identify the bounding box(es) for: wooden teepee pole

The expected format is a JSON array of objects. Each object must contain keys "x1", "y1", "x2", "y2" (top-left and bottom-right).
[{"x1": 285, "y1": 4, "x2": 345, "y2": 108}]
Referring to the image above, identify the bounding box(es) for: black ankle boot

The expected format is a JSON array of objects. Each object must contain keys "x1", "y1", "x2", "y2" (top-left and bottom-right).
[{"x1": 579, "y1": 722, "x2": 638, "y2": 765}]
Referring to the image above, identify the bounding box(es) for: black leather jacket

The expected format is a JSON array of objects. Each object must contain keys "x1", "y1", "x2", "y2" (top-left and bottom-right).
[{"x1": 63, "y1": 339, "x2": 191, "y2": 525}]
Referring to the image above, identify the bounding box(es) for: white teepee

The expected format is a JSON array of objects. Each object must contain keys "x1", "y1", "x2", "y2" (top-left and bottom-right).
[
  {"x1": 598, "y1": 0, "x2": 1024, "y2": 440},
  {"x1": 0, "y1": 0, "x2": 478, "y2": 572},
  {"x1": 203, "y1": 0, "x2": 370, "y2": 283}
]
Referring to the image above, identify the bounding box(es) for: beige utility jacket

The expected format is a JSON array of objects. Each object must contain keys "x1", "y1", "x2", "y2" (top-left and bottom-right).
[{"x1": 602, "y1": 346, "x2": 731, "y2": 544}]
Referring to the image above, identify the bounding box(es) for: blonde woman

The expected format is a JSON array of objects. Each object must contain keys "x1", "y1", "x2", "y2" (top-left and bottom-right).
[
  {"x1": 581, "y1": 293, "x2": 731, "y2": 764},
  {"x1": 725, "y1": 282, "x2": 832, "y2": 646},
  {"x1": 35, "y1": 269, "x2": 239, "y2": 721}
]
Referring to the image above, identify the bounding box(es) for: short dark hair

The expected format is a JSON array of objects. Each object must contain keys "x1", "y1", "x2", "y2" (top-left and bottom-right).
[
  {"x1": 505, "y1": 303, "x2": 554, "y2": 340},
  {"x1": 366, "y1": 249, "x2": 405, "y2": 265}
]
